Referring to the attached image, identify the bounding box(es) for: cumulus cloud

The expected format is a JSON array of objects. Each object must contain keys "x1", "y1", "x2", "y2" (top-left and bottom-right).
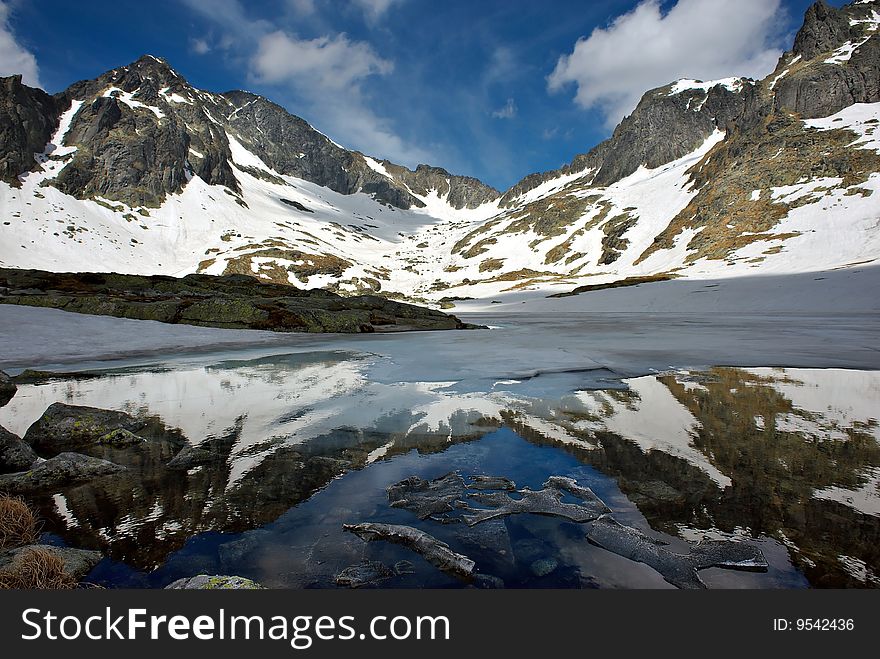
[
  {"x1": 0, "y1": 1, "x2": 40, "y2": 87},
  {"x1": 351, "y1": 0, "x2": 406, "y2": 23},
  {"x1": 547, "y1": 0, "x2": 786, "y2": 126},
  {"x1": 251, "y1": 31, "x2": 393, "y2": 90},
  {"x1": 491, "y1": 98, "x2": 517, "y2": 119},
  {"x1": 181, "y1": 0, "x2": 430, "y2": 166},
  {"x1": 250, "y1": 29, "x2": 430, "y2": 164}
]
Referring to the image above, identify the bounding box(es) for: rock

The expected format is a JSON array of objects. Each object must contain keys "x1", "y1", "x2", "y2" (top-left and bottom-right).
[
  {"x1": 463, "y1": 476, "x2": 610, "y2": 526},
  {"x1": 97, "y1": 428, "x2": 146, "y2": 447},
  {"x1": 387, "y1": 472, "x2": 468, "y2": 520},
  {"x1": 0, "y1": 452, "x2": 124, "y2": 493},
  {"x1": 0, "y1": 425, "x2": 37, "y2": 473},
  {"x1": 0, "y1": 370, "x2": 15, "y2": 407},
  {"x1": 343, "y1": 523, "x2": 476, "y2": 580},
  {"x1": 165, "y1": 575, "x2": 264, "y2": 589},
  {"x1": 167, "y1": 443, "x2": 221, "y2": 470},
  {"x1": 469, "y1": 475, "x2": 516, "y2": 491},
  {"x1": 335, "y1": 560, "x2": 395, "y2": 588},
  {"x1": 791, "y1": 0, "x2": 858, "y2": 61},
  {"x1": 0, "y1": 545, "x2": 102, "y2": 581},
  {"x1": 4, "y1": 56, "x2": 497, "y2": 212},
  {"x1": 586, "y1": 516, "x2": 769, "y2": 590},
  {"x1": 453, "y1": 519, "x2": 514, "y2": 565},
  {"x1": 530, "y1": 558, "x2": 559, "y2": 578},
  {"x1": 0, "y1": 268, "x2": 475, "y2": 334},
  {"x1": 22, "y1": 402, "x2": 147, "y2": 455},
  {"x1": 0, "y1": 75, "x2": 62, "y2": 185}
]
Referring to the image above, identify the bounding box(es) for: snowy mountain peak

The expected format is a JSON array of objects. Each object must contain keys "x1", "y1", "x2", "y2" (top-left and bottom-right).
[{"x1": 0, "y1": 0, "x2": 879, "y2": 306}]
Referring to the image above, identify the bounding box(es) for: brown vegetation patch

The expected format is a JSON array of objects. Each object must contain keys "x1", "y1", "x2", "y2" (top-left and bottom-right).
[
  {"x1": 0, "y1": 547, "x2": 77, "y2": 590},
  {"x1": 0, "y1": 496, "x2": 41, "y2": 549},
  {"x1": 637, "y1": 112, "x2": 880, "y2": 265}
]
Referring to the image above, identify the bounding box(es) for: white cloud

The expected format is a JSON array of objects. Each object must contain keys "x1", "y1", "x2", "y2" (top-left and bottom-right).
[
  {"x1": 547, "y1": 0, "x2": 786, "y2": 126},
  {"x1": 252, "y1": 31, "x2": 393, "y2": 90},
  {"x1": 351, "y1": 0, "x2": 406, "y2": 23},
  {"x1": 250, "y1": 30, "x2": 428, "y2": 165},
  {"x1": 289, "y1": 0, "x2": 316, "y2": 15},
  {"x1": 0, "y1": 1, "x2": 40, "y2": 87},
  {"x1": 491, "y1": 97, "x2": 517, "y2": 119},
  {"x1": 182, "y1": 0, "x2": 430, "y2": 167},
  {"x1": 189, "y1": 37, "x2": 211, "y2": 55}
]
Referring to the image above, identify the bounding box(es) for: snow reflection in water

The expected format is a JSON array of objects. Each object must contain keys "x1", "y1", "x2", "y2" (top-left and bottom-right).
[{"x1": 1, "y1": 354, "x2": 877, "y2": 588}]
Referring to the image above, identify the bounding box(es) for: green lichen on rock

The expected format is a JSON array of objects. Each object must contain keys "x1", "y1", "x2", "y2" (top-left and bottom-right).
[{"x1": 0, "y1": 268, "x2": 474, "y2": 334}]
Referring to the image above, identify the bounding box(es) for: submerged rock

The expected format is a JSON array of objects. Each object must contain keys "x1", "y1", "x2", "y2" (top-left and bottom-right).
[
  {"x1": 0, "y1": 452, "x2": 124, "y2": 493},
  {"x1": 387, "y1": 472, "x2": 468, "y2": 521},
  {"x1": 586, "y1": 516, "x2": 769, "y2": 589},
  {"x1": 165, "y1": 575, "x2": 264, "y2": 590},
  {"x1": 0, "y1": 425, "x2": 37, "y2": 473},
  {"x1": 0, "y1": 545, "x2": 102, "y2": 581},
  {"x1": 343, "y1": 522, "x2": 476, "y2": 580},
  {"x1": 0, "y1": 370, "x2": 15, "y2": 407},
  {"x1": 335, "y1": 560, "x2": 395, "y2": 589},
  {"x1": 23, "y1": 402, "x2": 148, "y2": 455},
  {"x1": 463, "y1": 476, "x2": 610, "y2": 526},
  {"x1": 469, "y1": 475, "x2": 516, "y2": 491},
  {"x1": 166, "y1": 436, "x2": 232, "y2": 470},
  {"x1": 530, "y1": 558, "x2": 559, "y2": 578}
]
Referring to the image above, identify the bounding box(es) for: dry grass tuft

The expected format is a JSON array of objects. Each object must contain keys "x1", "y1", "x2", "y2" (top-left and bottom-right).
[
  {"x1": 0, "y1": 547, "x2": 78, "y2": 590},
  {"x1": 0, "y1": 496, "x2": 41, "y2": 549}
]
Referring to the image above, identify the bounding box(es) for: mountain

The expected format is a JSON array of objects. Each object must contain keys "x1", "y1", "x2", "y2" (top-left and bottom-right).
[{"x1": 1, "y1": 0, "x2": 879, "y2": 306}]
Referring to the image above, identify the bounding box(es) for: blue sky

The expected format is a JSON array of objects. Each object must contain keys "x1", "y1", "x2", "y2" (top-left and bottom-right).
[{"x1": 0, "y1": 0, "x2": 846, "y2": 191}]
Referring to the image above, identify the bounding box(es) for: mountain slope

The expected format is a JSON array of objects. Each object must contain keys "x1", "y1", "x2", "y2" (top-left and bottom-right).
[{"x1": 0, "y1": 0, "x2": 878, "y2": 306}]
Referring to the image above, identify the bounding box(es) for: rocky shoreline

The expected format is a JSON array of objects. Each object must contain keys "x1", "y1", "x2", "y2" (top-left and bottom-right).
[{"x1": 0, "y1": 268, "x2": 480, "y2": 334}]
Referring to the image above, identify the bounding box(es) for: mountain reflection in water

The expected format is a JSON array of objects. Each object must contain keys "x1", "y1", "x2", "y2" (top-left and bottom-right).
[{"x1": 1, "y1": 353, "x2": 877, "y2": 588}]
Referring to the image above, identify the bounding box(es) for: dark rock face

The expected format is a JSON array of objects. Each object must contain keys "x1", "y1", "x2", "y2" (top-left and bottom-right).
[
  {"x1": 792, "y1": 1, "x2": 859, "y2": 61},
  {"x1": 590, "y1": 82, "x2": 749, "y2": 187},
  {"x1": 0, "y1": 425, "x2": 37, "y2": 473},
  {"x1": 0, "y1": 268, "x2": 476, "y2": 333},
  {"x1": 0, "y1": 55, "x2": 497, "y2": 210},
  {"x1": 0, "y1": 75, "x2": 61, "y2": 185},
  {"x1": 500, "y1": 79, "x2": 751, "y2": 204},
  {"x1": 0, "y1": 370, "x2": 16, "y2": 407},
  {"x1": 775, "y1": 38, "x2": 880, "y2": 119},
  {"x1": 0, "y1": 545, "x2": 102, "y2": 581},
  {"x1": 0, "y1": 452, "x2": 125, "y2": 493},
  {"x1": 220, "y1": 90, "x2": 499, "y2": 209},
  {"x1": 22, "y1": 402, "x2": 147, "y2": 455}
]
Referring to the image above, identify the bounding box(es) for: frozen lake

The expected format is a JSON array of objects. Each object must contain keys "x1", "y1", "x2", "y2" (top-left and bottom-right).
[{"x1": 0, "y1": 304, "x2": 878, "y2": 588}]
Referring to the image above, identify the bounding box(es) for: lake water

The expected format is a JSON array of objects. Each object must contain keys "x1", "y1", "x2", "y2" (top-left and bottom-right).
[{"x1": 0, "y1": 308, "x2": 878, "y2": 588}]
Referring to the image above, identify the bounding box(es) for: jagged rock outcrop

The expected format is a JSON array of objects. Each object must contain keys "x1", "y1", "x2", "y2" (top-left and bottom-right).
[
  {"x1": 0, "y1": 55, "x2": 498, "y2": 211},
  {"x1": 792, "y1": 0, "x2": 860, "y2": 60},
  {"x1": 0, "y1": 75, "x2": 61, "y2": 185},
  {"x1": 774, "y1": 2, "x2": 880, "y2": 119},
  {"x1": 500, "y1": 79, "x2": 751, "y2": 205}
]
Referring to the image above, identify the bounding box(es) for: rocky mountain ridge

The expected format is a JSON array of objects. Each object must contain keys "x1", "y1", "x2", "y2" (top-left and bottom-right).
[{"x1": 0, "y1": 0, "x2": 878, "y2": 306}]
